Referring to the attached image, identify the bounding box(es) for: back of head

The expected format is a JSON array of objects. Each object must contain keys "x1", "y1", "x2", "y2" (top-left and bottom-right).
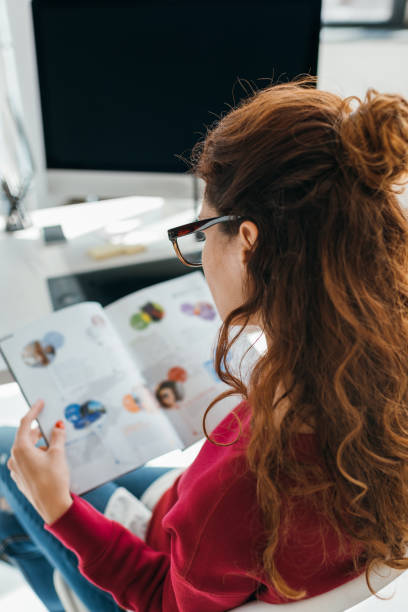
[
  {"x1": 339, "y1": 88, "x2": 408, "y2": 192},
  {"x1": 193, "y1": 79, "x2": 408, "y2": 599}
]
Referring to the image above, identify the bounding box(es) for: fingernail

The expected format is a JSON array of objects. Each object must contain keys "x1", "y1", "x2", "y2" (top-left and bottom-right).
[
  {"x1": 34, "y1": 399, "x2": 44, "y2": 406},
  {"x1": 55, "y1": 420, "x2": 65, "y2": 429}
]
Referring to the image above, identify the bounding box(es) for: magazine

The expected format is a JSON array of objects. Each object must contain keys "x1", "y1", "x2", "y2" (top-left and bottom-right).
[{"x1": 0, "y1": 272, "x2": 248, "y2": 495}]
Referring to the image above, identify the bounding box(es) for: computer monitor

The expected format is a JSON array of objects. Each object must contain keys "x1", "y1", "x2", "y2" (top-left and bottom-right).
[{"x1": 5, "y1": 0, "x2": 322, "y2": 208}]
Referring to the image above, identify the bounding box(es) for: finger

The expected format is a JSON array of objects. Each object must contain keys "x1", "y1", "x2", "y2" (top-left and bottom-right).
[
  {"x1": 38, "y1": 445, "x2": 48, "y2": 451},
  {"x1": 9, "y1": 469, "x2": 21, "y2": 490},
  {"x1": 49, "y1": 420, "x2": 66, "y2": 451},
  {"x1": 16, "y1": 400, "x2": 45, "y2": 441},
  {"x1": 29, "y1": 427, "x2": 43, "y2": 445},
  {"x1": 7, "y1": 456, "x2": 16, "y2": 474}
]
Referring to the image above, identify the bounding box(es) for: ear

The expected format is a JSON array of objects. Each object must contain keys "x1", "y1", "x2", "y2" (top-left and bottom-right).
[{"x1": 238, "y1": 221, "x2": 258, "y2": 265}]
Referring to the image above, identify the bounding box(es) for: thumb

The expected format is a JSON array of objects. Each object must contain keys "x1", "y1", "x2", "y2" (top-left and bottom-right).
[{"x1": 49, "y1": 420, "x2": 66, "y2": 450}]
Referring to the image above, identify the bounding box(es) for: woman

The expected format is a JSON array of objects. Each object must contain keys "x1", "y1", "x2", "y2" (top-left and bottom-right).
[{"x1": 2, "y1": 78, "x2": 408, "y2": 611}]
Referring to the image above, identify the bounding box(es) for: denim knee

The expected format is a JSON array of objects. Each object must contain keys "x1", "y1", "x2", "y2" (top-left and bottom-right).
[{"x1": 0, "y1": 427, "x2": 17, "y2": 490}]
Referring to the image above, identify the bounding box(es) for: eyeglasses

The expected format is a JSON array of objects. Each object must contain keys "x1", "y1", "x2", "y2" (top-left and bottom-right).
[{"x1": 167, "y1": 215, "x2": 240, "y2": 267}]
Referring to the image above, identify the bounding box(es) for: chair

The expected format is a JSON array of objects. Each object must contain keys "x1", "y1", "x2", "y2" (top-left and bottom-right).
[
  {"x1": 54, "y1": 563, "x2": 405, "y2": 612},
  {"x1": 234, "y1": 565, "x2": 405, "y2": 611}
]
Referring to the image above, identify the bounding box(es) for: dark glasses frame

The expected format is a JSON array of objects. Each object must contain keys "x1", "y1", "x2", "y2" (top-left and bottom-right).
[{"x1": 167, "y1": 215, "x2": 241, "y2": 267}]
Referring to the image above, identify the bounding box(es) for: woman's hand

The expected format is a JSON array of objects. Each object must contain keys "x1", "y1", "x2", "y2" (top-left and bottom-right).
[{"x1": 7, "y1": 399, "x2": 73, "y2": 525}]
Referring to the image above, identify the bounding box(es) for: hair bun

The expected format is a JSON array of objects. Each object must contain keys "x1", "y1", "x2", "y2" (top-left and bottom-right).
[{"x1": 338, "y1": 89, "x2": 408, "y2": 192}]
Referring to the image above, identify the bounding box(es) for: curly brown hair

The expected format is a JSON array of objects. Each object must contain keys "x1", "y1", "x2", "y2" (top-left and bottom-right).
[{"x1": 194, "y1": 78, "x2": 408, "y2": 599}]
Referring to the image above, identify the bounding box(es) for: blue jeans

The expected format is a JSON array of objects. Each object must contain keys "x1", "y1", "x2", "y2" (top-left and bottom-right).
[{"x1": 0, "y1": 426, "x2": 173, "y2": 612}]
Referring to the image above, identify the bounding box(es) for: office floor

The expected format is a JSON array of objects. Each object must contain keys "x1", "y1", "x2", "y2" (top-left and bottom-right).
[
  {"x1": 2, "y1": 27, "x2": 408, "y2": 611},
  {"x1": 0, "y1": 563, "x2": 47, "y2": 612}
]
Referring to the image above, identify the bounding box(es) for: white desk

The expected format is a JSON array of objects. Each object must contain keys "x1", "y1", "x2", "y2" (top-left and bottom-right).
[{"x1": 0, "y1": 195, "x2": 196, "y2": 383}]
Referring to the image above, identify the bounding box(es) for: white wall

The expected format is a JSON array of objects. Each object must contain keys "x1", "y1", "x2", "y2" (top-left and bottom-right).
[{"x1": 318, "y1": 27, "x2": 408, "y2": 100}]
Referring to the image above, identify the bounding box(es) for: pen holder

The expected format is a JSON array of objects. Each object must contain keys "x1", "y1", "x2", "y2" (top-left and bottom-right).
[{"x1": 5, "y1": 197, "x2": 32, "y2": 232}]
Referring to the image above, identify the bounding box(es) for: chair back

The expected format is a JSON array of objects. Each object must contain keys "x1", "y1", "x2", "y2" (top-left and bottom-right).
[{"x1": 232, "y1": 565, "x2": 405, "y2": 611}]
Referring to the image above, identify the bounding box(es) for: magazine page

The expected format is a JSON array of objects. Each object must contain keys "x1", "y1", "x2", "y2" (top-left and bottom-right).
[
  {"x1": 0, "y1": 302, "x2": 182, "y2": 494},
  {"x1": 105, "y1": 272, "x2": 244, "y2": 446}
]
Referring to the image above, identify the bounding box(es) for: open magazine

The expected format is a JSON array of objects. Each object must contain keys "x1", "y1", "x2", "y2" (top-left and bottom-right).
[{"x1": 0, "y1": 272, "x2": 247, "y2": 495}]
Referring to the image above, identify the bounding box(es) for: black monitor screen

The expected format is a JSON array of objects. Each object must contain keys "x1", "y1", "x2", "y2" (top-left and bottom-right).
[{"x1": 32, "y1": 0, "x2": 321, "y2": 173}]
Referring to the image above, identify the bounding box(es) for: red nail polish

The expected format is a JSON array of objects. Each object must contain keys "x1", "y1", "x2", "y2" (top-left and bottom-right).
[{"x1": 55, "y1": 420, "x2": 65, "y2": 429}]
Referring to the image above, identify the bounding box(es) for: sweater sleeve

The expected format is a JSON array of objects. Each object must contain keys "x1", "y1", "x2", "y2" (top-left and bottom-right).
[{"x1": 45, "y1": 494, "x2": 255, "y2": 612}]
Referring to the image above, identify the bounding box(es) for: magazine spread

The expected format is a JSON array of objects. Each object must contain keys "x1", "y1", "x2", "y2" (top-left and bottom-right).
[{"x1": 0, "y1": 272, "x2": 241, "y2": 494}]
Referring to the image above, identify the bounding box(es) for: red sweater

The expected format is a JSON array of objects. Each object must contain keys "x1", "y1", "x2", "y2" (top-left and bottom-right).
[{"x1": 46, "y1": 401, "x2": 360, "y2": 611}]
